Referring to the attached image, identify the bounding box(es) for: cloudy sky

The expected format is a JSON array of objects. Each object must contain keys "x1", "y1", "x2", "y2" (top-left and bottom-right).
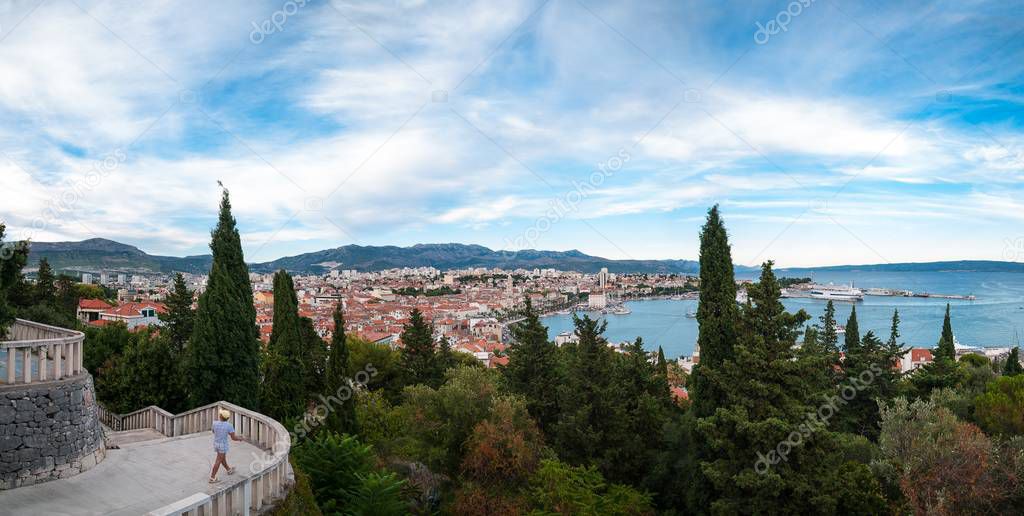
[{"x1": 1, "y1": 0, "x2": 1022, "y2": 267}]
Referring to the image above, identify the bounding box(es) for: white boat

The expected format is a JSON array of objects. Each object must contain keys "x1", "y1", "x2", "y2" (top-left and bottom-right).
[{"x1": 808, "y1": 284, "x2": 864, "y2": 302}]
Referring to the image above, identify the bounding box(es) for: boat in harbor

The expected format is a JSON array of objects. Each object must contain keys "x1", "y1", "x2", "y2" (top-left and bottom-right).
[{"x1": 808, "y1": 284, "x2": 864, "y2": 302}]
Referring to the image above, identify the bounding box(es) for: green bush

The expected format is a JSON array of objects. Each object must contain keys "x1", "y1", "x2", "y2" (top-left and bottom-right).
[
  {"x1": 527, "y1": 459, "x2": 654, "y2": 515},
  {"x1": 291, "y1": 431, "x2": 406, "y2": 515},
  {"x1": 270, "y1": 458, "x2": 323, "y2": 516},
  {"x1": 974, "y1": 375, "x2": 1024, "y2": 436}
]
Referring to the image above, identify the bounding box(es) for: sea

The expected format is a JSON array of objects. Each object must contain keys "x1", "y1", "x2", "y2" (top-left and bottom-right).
[{"x1": 541, "y1": 271, "x2": 1024, "y2": 359}]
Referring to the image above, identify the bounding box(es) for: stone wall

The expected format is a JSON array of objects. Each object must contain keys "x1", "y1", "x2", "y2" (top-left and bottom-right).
[{"x1": 0, "y1": 374, "x2": 106, "y2": 490}]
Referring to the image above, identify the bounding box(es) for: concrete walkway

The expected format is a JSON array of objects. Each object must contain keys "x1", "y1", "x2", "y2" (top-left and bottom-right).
[{"x1": 0, "y1": 432, "x2": 265, "y2": 515}]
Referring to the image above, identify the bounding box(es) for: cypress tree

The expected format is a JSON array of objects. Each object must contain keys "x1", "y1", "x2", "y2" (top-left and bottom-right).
[
  {"x1": 261, "y1": 270, "x2": 307, "y2": 420},
  {"x1": 1004, "y1": 347, "x2": 1022, "y2": 377},
  {"x1": 910, "y1": 304, "x2": 962, "y2": 397},
  {"x1": 936, "y1": 303, "x2": 956, "y2": 361},
  {"x1": 35, "y1": 258, "x2": 56, "y2": 305},
  {"x1": 687, "y1": 205, "x2": 739, "y2": 514},
  {"x1": 324, "y1": 303, "x2": 356, "y2": 433},
  {"x1": 690, "y1": 204, "x2": 738, "y2": 419},
  {"x1": 657, "y1": 346, "x2": 669, "y2": 380},
  {"x1": 501, "y1": 297, "x2": 560, "y2": 433},
  {"x1": 185, "y1": 189, "x2": 260, "y2": 409},
  {"x1": 844, "y1": 305, "x2": 860, "y2": 352},
  {"x1": 820, "y1": 300, "x2": 838, "y2": 353},
  {"x1": 400, "y1": 308, "x2": 438, "y2": 387},
  {"x1": 160, "y1": 273, "x2": 194, "y2": 354},
  {"x1": 887, "y1": 309, "x2": 901, "y2": 349}
]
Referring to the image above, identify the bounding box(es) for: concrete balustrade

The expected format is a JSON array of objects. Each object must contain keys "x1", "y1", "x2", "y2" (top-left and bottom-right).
[
  {"x1": 0, "y1": 319, "x2": 84, "y2": 385},
  {"x1": 102, "y1": 400, "x2": 292, "y2": 516}
]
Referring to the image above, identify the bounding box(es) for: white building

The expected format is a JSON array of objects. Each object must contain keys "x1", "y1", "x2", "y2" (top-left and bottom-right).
[
  {"x1": 589, "y1": 293, "x2": 607, "y2": 309},
  {"x1": 81, "y1": 273, "x2": 93, "y2": 284}
]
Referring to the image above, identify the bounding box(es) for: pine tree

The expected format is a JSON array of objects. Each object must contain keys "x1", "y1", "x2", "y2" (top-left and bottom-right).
[
  {"x1": 324, "y1": 303, "x2": 357, "y2": 434},
  {"x1": 836, "y1": 331, "x2": 904, "y2": 440},
  {"x1": 936, "y1": 303, "x2": 956, "y2": 361},
  {"x1": 690, "y1": 205, "x2": 738, "y2": 419},
  {"x1": 260, "y1": 270, "x2": 307, "y2": 420},
  {"x1": 400, "y1": 308, "x2": 438, "y2": 387},
  {"x1": 554, "y1": 314, "x2": 623, "y2": 475},
  {"x1": 657, "y1": 346, "x2": 669, "y2": 380},
  {"x1": 160, "y1": 273, "x2": 194, "y2": 353},
  {"x1": 697, "y1": 262, "x2": 850, "y2": 513},
  {"x1": 501, "y1": 297, "x2": 561, "y2": 433},
  {"x1": 185, "y1": 189, "x2": 260, "y2": 409},
  {"x1": 820, "y1": 300, "x2": 838, "y2": 353},
  {"x1": 844, "y1": 305, "x2": 860, "y2": 352},
  {"x1": 0, "y1": 223, "x2": 29, "y2": 338},
  {"x1": 607, "y1": 337, "x2": 672, "y2": 485},
  {"x1": 887, "y1": 308, "x2": 901, "y2": 349},
  {"x1": 436, "y1": 335, "x2": 454, "y2": 377},
  {"x1": 35, "y1": 258, "x2": 56, "y2": 305},
  {"x1": 1004, "y1": 347, "x2": 1022, "y2": 377},
  {"x1": 910, "y1": 304, "x2": 962, "y2": 397}
]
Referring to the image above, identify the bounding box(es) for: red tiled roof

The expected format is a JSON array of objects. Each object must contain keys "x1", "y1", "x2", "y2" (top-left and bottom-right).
[
  {"x1": 911, "y1": 348, "x2": 933, "y2": 362},
  {"x1": 103, "y1": 302, "x2": 168, "y2": 317},
  {"x1": 79, "y1": 299, "x2": 113, "y2": 310}
]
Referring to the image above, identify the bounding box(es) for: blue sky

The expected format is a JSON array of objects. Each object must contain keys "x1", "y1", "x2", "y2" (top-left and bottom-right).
[{"x1": 1, "y1": 0, "x2": 1023, "y2": 267}]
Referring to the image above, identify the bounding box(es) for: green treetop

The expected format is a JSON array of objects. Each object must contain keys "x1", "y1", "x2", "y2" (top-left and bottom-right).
[
  {"x1": 35, "y1": 258, "x2": 56, "y2": 305},
  {"x1": 844, "y1": 305, "x2": 860, "y2": 352},
  {"x1": 936, "y1": 303, "x2": 956, "y2": 361},
  {"x1": 820, "y1": 300, "x2": 838, "y2": 352},
  {"x1": 0, "y1": 223, "x2": 29, "y2": 338},
  {"x1": 691, "y1": 205, "x2": 738, "y2": 419},
  {"x1": 324, "y1": 303, "x2": 356, "y2": 434},
  {"x1": 185, "y1": 189, "x2": 260, "y2": 409},
  {"x1": 500, "y1": 297, "x2": 560, "y2": 433},
  {"x1": 697, "y1": 262, "x2": 874, "y2": 513},
  {"x1": 261, "y1": 270, "x2": 308, "y2": 420},
  {"x1": 400, "y1": 308, "x2": 439, "y2": 387},
  {"x1": 1004, "y1": 347, "x2": 1022, "y2": 377},
  {"x1": 160, "y1": 273, "x2": 194, "y2": 354}
]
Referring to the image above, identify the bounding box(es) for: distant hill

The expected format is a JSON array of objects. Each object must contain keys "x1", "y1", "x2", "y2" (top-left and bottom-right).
[
  {"x1": 23, "y1": 239, "x2": 1024, "y2": 276},
  {"x1": 252, "y1": 243, "x2": 707, "y2": 274},
  {"x1": 27, "y1": 238, "x2": 212, "y2": 274},
  {"x1": 776, "y1": 260, "x2": 1024, "y2": 274},
  {"x1": 24, "y1": 239, "x2": 702, "y2": 274}
]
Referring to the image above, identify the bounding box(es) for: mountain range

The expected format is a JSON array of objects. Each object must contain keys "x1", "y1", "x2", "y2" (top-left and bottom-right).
[{"x1": 21, "y1": 238, "x2": 1024, "y2": 275}]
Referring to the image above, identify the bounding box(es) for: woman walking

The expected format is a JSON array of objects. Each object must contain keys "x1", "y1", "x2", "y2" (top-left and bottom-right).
[{"x1": 209, "y1": 409, "x2": 243, "y2": 483}]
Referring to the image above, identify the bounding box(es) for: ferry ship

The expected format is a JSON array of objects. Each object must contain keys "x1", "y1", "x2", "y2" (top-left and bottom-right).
[{"x1": 808, "y1": 284, "x2": 864, "y2": 302}]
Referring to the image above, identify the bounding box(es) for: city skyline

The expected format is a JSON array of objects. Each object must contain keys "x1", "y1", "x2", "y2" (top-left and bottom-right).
[{"x1": 2, "y1": 0, "x2": 1023, "y2": 267}]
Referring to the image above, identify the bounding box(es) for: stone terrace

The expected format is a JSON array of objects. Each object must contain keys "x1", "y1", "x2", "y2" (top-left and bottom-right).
[{"x1": 0, "y1": 430, "x2": 267, "y2": 515}]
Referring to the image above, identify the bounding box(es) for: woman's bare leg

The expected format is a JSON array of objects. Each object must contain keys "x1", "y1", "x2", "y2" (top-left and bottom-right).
[{"x1": 210, "y1": 452, "x2": 225, "y2": 478}]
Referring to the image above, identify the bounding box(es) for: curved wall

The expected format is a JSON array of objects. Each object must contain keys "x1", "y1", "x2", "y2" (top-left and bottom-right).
[{"x1": 0, "y1": 373, "x2": 105, "y2": 490}]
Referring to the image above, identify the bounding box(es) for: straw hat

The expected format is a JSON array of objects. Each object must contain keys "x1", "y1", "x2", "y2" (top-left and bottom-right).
[{"x1": 219, "y1": 409, "x2": 231, "y2": 421}]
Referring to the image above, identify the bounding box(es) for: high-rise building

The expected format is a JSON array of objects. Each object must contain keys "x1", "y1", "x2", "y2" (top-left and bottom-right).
[
  {"x1": 99, "y1": 272, "x2": 109, "y2": 285},
  {"x1": 117, "y1": 273, "x2": 127, "y2": 284},
  {"x1": 598, "y1": 267, "x2": 609, "y2": 289},
  {"x1": 81, "y1": 273, "x2": 93, "y2": 284}
]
